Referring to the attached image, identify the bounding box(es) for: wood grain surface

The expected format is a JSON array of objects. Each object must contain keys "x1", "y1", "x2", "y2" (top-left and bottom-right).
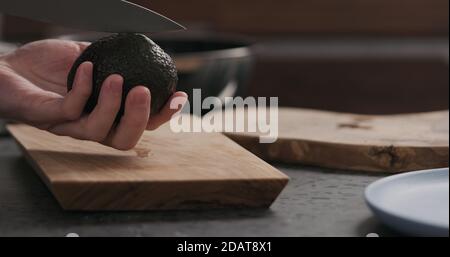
[
  {"x1": 221, "y1": 108, "x2": 449, "y2": 172},
  {"x1": 7, "y1": 123, "x2": 289, "y2": 211}
]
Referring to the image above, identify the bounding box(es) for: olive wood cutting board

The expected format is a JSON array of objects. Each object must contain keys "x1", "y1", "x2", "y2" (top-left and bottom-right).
[
  {"x1": 221, "y1": 108, "x2": 449, "y2": 173},
  {"x1": 7, "y1": 123, "x2": 289, "y2": 211}
]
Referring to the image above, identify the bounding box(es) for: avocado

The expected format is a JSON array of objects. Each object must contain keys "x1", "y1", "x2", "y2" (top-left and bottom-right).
[{"x1": 67, "y1": 33, "x2": 178, "y2": 121}]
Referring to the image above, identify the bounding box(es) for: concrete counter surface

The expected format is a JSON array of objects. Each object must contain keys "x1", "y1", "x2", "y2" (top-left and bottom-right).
[{"x1": 0, "y1": 136, "x2": 397, "y2": 237}]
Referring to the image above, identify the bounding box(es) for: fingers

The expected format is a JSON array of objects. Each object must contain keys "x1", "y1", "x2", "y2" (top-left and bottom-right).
[
  {"x1": 50, "y1": 74, "x2": 124, "y2": 142},
  {"x1": 61, "y1": 61, "x2": 93, "y2": 120},
  {"x1": 50, "y1": 81, "x2": 182, "y2": 151},
  {"x1": 147, "y1": 91, "x2": 188, "y2": 131},
  {"x1": 84, "y1": 75, "x2": 123, "y2": 142},
  {"x1": 105, "y1": 86, "x2": 151, "y2": 150}
]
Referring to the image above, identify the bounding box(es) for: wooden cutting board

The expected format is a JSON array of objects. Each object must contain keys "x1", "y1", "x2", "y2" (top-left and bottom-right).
[
  {"x1": 222, "y1": 108, "x2": 449, "y2": 173},
  {"x1": 7, "y1": 123, "x2": 289, "y2": 211}
]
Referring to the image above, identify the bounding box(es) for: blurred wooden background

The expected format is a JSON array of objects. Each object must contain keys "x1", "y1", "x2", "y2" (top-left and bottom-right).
[
  {"x1": 0, "y1": 0, "x2": 448, "y2": 114},
  {"x1": 140, "y1": 0, "x2": 449, "y2": 37}
]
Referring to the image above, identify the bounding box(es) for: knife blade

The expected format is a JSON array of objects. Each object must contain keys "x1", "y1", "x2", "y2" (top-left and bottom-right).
[{"x1": 0, "y1": 0, "x2": 185, "y2": 33}]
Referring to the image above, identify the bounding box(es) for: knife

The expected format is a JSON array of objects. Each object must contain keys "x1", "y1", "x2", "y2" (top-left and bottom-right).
[{"x1": 0, "y1": 0, "x2": 185, "y2": 33}]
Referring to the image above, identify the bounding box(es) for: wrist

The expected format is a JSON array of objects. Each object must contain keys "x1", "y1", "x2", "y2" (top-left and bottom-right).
[
  {"x1": 0, "y1": 52, "x2": 27, "y2": 122},
  {"x1": 0, "y1": 54, "x2": 8, "y2": 67},
  {"x1": 0, "y1": 51, "x2": 15, "y2": 71}
]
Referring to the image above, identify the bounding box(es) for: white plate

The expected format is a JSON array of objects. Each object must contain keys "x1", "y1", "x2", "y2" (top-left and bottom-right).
[{"x1": 365, "y1": 168, "x2": 449, "y2": 236}]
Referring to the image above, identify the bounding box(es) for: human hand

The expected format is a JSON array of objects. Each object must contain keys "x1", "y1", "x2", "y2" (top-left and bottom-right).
[{"x1": 0, "y1": 39, "x2": 187, "y2": 150}]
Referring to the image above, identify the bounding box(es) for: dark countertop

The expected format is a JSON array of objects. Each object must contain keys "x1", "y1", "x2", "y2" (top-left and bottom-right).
[{"x1": 0, "y1": 133, "x2": 398, "y2": 237}]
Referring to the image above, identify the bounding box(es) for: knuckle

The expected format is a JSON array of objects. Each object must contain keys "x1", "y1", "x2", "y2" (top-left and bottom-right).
[
  {"x1": 63, "y1": 107, "x2": 82, "y2": 121},
  {"x1": 78, "y1": 87, "x2": 92, "y2": 99},
  {"x1": 113, "y1": 142, "x2": 136, "y2": 151},
  {"x1": 87, "y1": 131, "x2": 107, "y2": 143},
  {"x1": 129, "y1": 115, "x2": 149, "y2": 127},
  {"x1": 147, "y1": 124, "x2": 159, "y2": 131},
  {"x1": 71, "y1": 81, "x2": 92, "y2": 99}
]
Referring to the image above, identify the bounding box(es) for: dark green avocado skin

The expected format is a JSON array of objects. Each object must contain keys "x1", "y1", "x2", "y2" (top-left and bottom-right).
[{"x1": 67, "y1": 33, "x2": 178, "y2": 121}]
